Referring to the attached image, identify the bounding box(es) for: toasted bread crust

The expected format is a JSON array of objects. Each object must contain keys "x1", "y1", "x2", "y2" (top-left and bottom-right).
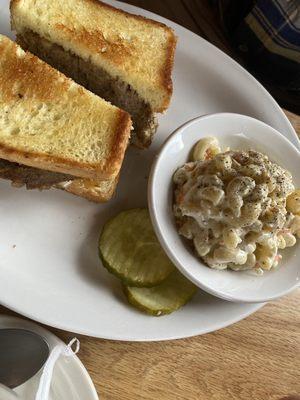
[
  {"x1": 0, "y1": 36, "x2": 70, "y2": 102},
  {"x1": 160, "y1": 31, "x2": 177, "y2": 112},
  {"x1": 60, "y1": 175, "x2": 118, "y2": 202},
  {"x1": 0, "y1": 35, "x2": 132, "y2": 180},
  {"x1": 54, "y1": 23, "x2": 133, "y2": 67},
  {"x1": 16, "y1": 29, "x2": 157, "y2": 148},
  {"x1": 86, "y1": 0, "x2": 172, "y2": 30},
  {"x1": 0, "y1": 155, "x2": 117, "y2": 201},
  {"x1": 0, "y1": 143, "x2": 104, "y2": 179},
  {"x1": 0, "y1": 109, "x2": 131, "y2": 180},
  {"x1": 107, "y1": 109, "x2": 131, "y2": 172},
  {"x1": 84, "y1": 0, "x2": 177, "y2": 109},
  {"x1": 10, "y1": 0, "x2": 177, "y2": 113}
]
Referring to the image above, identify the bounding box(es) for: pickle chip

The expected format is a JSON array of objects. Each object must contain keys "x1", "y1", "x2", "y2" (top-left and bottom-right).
[
  {"x1": 99, "y1": 209, "x2": 175, "y2": 287},
  {"x1": 124, "y1": 270, "x2": 197, "y2": 316}
]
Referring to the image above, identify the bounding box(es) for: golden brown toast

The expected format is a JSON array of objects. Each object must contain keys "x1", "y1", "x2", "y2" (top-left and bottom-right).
[
  {"x1": 57, "y1": 176, "x2": 118, "y2": 202},
  {"x1": 0, "y1": 34, "x2": 132, "y2": 182},
  {"x1": 10, "y1": 0, "x2": 177, "y2": 147}
]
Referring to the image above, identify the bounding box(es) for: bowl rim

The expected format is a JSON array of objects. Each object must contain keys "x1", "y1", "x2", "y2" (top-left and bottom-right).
[{"x1": 148, "y1": 112, "x2": 300, "y2": 303}]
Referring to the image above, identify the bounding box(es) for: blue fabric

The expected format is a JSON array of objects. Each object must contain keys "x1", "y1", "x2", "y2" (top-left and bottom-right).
[
  {"x1": 252, "y1": 0, "x2": 300, "y2": 48},
  {"x1": 213, "y1": 0, "x2": 300, "y2": 99}
]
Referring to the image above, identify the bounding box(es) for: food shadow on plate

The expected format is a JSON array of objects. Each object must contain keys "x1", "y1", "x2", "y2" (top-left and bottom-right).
[
  {"x1": 75, "y1": 203, "x2": 206, "y2": 312},
  {"x1": 74, "y1": 144, "x2": 159, "y2": 293},
  {"x1": 76, "y1": 215, "x2": 122, "y2": 304}
]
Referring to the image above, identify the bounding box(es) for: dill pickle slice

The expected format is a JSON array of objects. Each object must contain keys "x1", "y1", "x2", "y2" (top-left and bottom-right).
[
  {"x1": 124, "y1": 270, "x2": 198, "y2": 316},
  {"x1": 99, "y1": 209, "x2": 174, "y2": 287}
]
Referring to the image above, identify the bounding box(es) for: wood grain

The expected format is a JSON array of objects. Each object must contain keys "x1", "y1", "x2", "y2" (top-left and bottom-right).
[
  {"x1": 3, "y1": 289, "x2": 300, "y2": 400},
  {"x1": 1, "y1": 1, "x2": 300, "y2": 400},
  {"x1": 285, "y1": 110, "x2": 300, "y2": 134},
  {"x1": 59, "y1": 291, "x2": 300, "y2": 400}
]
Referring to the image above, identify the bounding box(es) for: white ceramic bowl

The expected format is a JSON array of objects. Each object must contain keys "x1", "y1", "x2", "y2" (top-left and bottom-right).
[{"x1": 148, "y1": 113, "x2": 300, "y2": 303}]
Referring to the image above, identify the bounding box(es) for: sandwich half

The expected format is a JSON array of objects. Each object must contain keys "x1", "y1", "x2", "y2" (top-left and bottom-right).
[
  {"x1": 0, "y1": 34, "x2": 131, "y2": 201},
  {"x1": 10, "y1": 0, "x2": 177, "y2": 148}
]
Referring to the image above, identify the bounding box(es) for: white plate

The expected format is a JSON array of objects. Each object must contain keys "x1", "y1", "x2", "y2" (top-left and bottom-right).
[
  {"x1": 0, "y1": 0, "x2": 298, "y2": 341},
  {"x1": 0, "y1": 316, "x2": 98, "y2": 400},
  {"x1": 149, "y1": 113, "x2": 300, "y2": 303}
]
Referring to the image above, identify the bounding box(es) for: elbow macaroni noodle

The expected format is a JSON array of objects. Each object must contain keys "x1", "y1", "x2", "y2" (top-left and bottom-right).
[{"x1": 173, "y1": 137, "x2": 300, "y2": 273}]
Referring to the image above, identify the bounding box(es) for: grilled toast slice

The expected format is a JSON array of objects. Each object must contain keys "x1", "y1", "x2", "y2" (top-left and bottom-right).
[
  {"x1": 11, "y1": 0, "x2": 176, "y2": 147},
  {"x1": 0, "y1": 35, "x2": 131, "y2": 201}
]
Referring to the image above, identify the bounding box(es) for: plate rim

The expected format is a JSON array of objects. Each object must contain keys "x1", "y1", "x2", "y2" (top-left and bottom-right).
[
  {"x1": 0, "y1": 298, "x2": 264, "y2": 341},
  {"x1": 0, "y1": 0, "x2": 297, "y2": 341}
]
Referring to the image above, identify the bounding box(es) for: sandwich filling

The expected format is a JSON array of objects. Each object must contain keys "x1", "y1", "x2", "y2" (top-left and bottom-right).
[
  {"x1": 16, "y1": 30, "x2": 158, "y2": 148},
  {"x1": 0, "y1": 159, "x2": 74, "y2": 189}
]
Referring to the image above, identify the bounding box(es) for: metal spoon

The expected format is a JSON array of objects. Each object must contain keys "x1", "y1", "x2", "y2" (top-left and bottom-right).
[{"x1": 0, "y1": 328, "x2": 49, "y2": 389}]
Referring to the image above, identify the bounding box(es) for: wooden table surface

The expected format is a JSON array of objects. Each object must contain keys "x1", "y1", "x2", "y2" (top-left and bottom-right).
[{"x1": 1, "y1": 1, "x2": 300, "y2": 400}]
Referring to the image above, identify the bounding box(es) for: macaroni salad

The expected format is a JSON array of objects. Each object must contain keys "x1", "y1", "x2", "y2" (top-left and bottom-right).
[{"x1": 173, "y1": 137, "x2": 300, "y2": 274}]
